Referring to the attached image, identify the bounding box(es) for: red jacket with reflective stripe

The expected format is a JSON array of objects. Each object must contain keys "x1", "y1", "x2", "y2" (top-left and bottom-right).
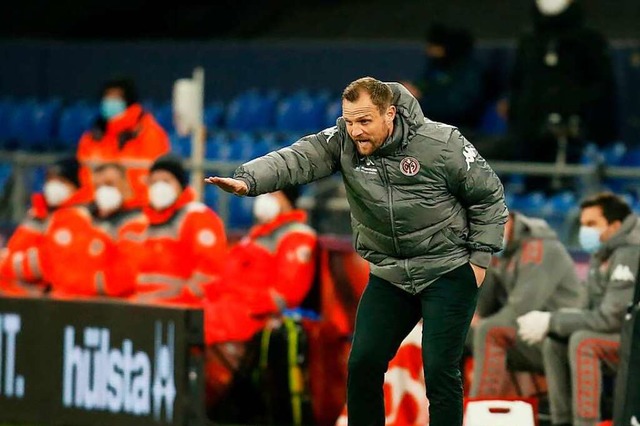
[
  {"x1": 76, "y1": 104, "x2": 170, "y2": 207},
  {"x1": 41, "y1": 204, "x2": 146, "y2": 298},
  {"x1": 131, "y1": 187, "x2": 227, "y2": 305},
  {"x1": 0, "y1": 191, "x2": 90, "y2": 296},
  {"x1": 205, "y1": 210, "x2": 317, "y2": 344}
]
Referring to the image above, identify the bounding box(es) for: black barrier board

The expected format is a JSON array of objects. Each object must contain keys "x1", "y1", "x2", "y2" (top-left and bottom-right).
[{"x1": 0, "y1": 296, "x2": 205, "y2": 426}]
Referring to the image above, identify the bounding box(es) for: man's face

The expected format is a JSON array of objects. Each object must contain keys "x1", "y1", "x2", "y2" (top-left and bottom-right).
[
  {"x1": 94, "y1": 166, "x2": 127, "y2": 196},
  {"x1": 580, "y1": 205, "x2": 620, "y2": 242},
  {"x1": 102, "y1": 87, "x2": 125, "y2": 102},
  {"x1": 149, "y1": 170, "x2": 183, "y2": 195},
  {"x1": 342, "y1": 92, "x2": 395, "y2": 156},
  {"x1": 425, "y1": 42, "x2": 446, "y2": 59}
]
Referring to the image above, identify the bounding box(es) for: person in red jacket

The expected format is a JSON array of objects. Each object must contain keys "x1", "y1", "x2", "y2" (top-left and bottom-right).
[
  {"x1": 206, "y1": 186, "x2": 318, "y2": 344},
  {"x1": 131, "y1": 154, "x2": 227, "y2": 305},
  {"x1": 76, "y1": 78, "x2": 170, "y2": 206},
  {"x1": 202, "y1": 186, "x2": 317, "y2": 410},
  {"x1": 42, "y1": 162, "x2": 146, "y2": 298},
  {"x1": 0, "y1": 157, "x2": 90, "y2": 296}
]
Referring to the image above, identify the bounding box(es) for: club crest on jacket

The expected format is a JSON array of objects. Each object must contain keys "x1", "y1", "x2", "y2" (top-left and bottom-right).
[{"x1": 400, "y1": 157, "x2": 420, "y2": 176}]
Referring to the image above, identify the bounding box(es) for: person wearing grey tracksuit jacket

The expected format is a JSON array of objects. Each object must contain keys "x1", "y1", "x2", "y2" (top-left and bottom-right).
[
  {"x1": 517, "y1": 193, "x2": 640, "y2": 426},
  {"x1": 470, "y1": 212, "x2": 585, "y2": 397},
  {"x1": 206, "y1": 77, "x2": 508, "y2": 426}
]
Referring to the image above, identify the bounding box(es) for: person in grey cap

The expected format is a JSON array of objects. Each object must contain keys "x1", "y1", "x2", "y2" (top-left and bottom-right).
[{"x1": 206, "y1": 76, "x2": 507, "y2": 426}]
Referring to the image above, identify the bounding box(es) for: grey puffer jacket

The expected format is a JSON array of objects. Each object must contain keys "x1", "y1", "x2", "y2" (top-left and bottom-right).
[
  {"x1": 234, "y1": 83, "x2": 508, "y2": 294},
  {"x1": 477, "y1": 213, "x2": 585, "y2": 321}
]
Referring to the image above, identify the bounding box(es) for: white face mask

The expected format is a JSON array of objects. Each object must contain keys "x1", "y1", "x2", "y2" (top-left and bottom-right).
[
  {"x1": 253, "y1": 194, "x2": 281, "y2": 224},
  {"x1": 95, "y1": 185, "x2": 123, "y2": 214},
  {"x1": 43, "y1": 180, "x2": 72, "y2": 207},
  {"x1": 536, "y1": 0, "x2": 571, "y2": 16},
  {"x1": 148, "y1": 181, "x2": 179, "y2": 210}
]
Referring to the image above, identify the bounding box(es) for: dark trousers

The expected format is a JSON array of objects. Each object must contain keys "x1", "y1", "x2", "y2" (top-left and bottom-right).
[{"x1": 347, "y1": 264, "x2": 479, "y2": 426}]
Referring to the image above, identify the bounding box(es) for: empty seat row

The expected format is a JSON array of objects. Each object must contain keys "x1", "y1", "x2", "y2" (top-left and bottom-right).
[
  {"x1": 0, "y1": 91, "x2": 341, "y2": 151},
  {"x1": 170, "y1": 130, "x2": 302, "y2": 161}
]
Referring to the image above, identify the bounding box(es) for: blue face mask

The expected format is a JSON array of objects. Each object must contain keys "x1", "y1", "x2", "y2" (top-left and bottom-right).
[
  {"x1": 100, "y1": 98, "x2": 126, "y2": 120},
  {"x1": 579, "y1": 226, "x2": 603, "y2": 254}
]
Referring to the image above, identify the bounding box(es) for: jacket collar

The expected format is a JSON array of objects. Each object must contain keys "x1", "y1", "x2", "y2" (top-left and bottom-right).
[
  {"x1": 596, "y1": 214, "x2": 640, "y2": 260},
  {"x1": 249, "y1": 210, "x2": 307, "y2": 239},
  {"x1": 372, "y1": 82, "x2": 425, "y2": 157},
  {"x1": 105, "y1": 104, "x2": 144, "y2": 136},
  {"x1": 144, "y1": 187, "x2": 196, "y2": 225},
  {"x1": 374, "y1": 116, "x2": 408, "y2": 157},
  {"x1": 30, "y1": 189, "x2": 91, "y2": 219}
]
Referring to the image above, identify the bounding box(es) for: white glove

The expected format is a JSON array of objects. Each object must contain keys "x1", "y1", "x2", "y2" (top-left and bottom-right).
[{"x1": 516, "y1": 311, "x2": 551, "y2": 345}]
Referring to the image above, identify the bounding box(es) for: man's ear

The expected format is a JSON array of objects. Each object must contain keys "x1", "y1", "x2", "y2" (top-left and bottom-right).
[{"x1": 386, "y1": 105, "x2": 396, "y2": 123}]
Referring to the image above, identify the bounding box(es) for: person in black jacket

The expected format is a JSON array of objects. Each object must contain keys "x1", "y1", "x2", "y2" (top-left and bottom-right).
[
  {"x1": 403, "y1": 24, "x2": 486, "y2": 134},
  {"x1": 508, "y1": 0, "x2": 616, "y2": 191}
]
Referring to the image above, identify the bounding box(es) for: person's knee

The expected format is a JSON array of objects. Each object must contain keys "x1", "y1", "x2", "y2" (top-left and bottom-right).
[
  {"x1": 348, "y1": 345, "x2": 387, "y2": 377},
  {"x1": 424, "y1": 354, "x2": 458, "y2": 385},
  {"x1": 474, "y1": 319, "x2": 515, "y2": 350},
  {"x1": 568, "y1": 330, "x2": 593, "y2": 364},
  {"x1": 541, "y1": 336, "x2": 557, "y2": 359}
]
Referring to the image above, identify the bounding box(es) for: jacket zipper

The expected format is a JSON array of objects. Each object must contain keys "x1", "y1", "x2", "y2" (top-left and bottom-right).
[{"x1": 380, "y1": 158, "x2": 400, "y2": 255}]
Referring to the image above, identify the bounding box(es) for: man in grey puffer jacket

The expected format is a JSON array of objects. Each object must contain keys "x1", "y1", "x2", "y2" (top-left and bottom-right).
[{"x1": 206, "y1": 77, "x2": 508, "y2": 426}]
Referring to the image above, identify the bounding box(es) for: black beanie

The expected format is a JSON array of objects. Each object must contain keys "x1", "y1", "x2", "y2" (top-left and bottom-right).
[
  {"x1": 282, "y1": 186, "x2": 300, "y2": 207},
  {"x1": 150, "y1": 154, "x2": 188, "y2": 188},
  {"x1": 100, "y1": 78, "x2": 139, "y2": 106},
  {"x1": 48, "y1": 156, "x2": 80, "y2": 188}
]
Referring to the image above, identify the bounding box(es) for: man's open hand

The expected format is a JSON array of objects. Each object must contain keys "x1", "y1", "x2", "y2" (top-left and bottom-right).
[{"x1": 204, "y1": 176, "x2": 249, "y2": 195}]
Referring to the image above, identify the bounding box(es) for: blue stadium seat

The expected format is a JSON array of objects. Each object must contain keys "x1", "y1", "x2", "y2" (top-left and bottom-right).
[
  {"x1": 225, "y1": 91, "x2": 277, "y2": 132},
  {"x1": 8, "y1": 100, "x2": 37, "y2": 148},
  {"x1": 228, "y1": 196, "x2": 254, "y2": 229},
  {"x1": 29, "y1": 166, "x2": 47, "y2": 193},
  {"x1": 325, "y1": 99, "x2": 341, "y2": 128},
  {"x1": 545, "y1": 191, "x2": 577, "y2": 214},
  {"x1": 204, "y1": 102, "x2": 224, "y2": 130},
  {"x1": 169, "y1": 132, "x2": 191, "y2": 157},
  {"x1": 0, "y1": 99, "x2": 13, "y2": 145},
  {"x1": 206, "y1": 132, "x2": 230, "y2": 160},
  {"x1": 153, "y1": 102, "x2": 174, "y2": 133},
  {"x1": 503, "y1": 173, "x2": 526, "y2": 195},
  {"x1": 275, "y1": 92, "x2": 328, "y2": 133},
  {"x1": 0, "y1": 164, "x2": 12, "y2": 190},
  {"x1": 57, "y1": 103, "x2": 98, "y2": 148},
  {"x1": 227, "y1": 132, "x2": 257, "y2": 161},
  {"x1": 621, "y1": 147, "x2": 640, "y2": 167},
  {"x1": 601, "y1": 142, "x2": 630, "y2": 192},
  {"x1": 31, "y1": 99, "x2": 62, "y2": 148},
  {"x1": 478, "y1": 101, "x2": 507, "y2": 136},
  {"x1": 511, "y1": 191, "x2": 546, "y2": 216},
  {"x1": 203, "y1": 185, "x2": 219, "y2": 210},
  {"x1": 257, "y1": 132, "x2": 279, "y2": 151},
  {"x1": 580, "y1": 143, "x2": 602, "y2": 165},
  {"x1": 601, "y1": 142, "x2": 627, "y2": 166},
  {"x1": 141, "y1": 99, "x2": 156, "y2": 112},
  {"x1": 252, "y1": 139, "x2": 271, "y2": 158},
  {"x1": 279, "y1": 132, "x2": 304, "y2": 148}
]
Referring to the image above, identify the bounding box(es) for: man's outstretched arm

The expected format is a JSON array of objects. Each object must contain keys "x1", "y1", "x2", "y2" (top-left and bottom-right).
[{"x1": 205, "y1": 127, "x2": 343, "y2": 196}]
